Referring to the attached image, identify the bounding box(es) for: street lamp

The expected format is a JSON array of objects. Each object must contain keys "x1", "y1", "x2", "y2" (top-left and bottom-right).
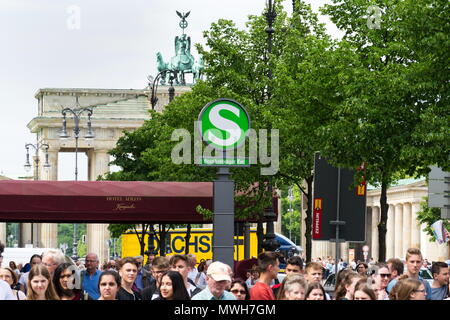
[
  {"x1": 262, "y1": 0, "x2": 280, "y2": 252},
  {"x1": 148, "y1": 69, "x2": 179, "y2": 110},
  {"x1": 60, "y1": 95, "x2": 95, "y2": 261},
  {"x1": 145, "y1": 224, "x2": 157, "y2": 269},
  {"x1": 24, "y1": 142, "x2": 50, "y2": 180},
  {"x1": 24, "y1": 141, "x2": 50, "y2": 247},
  {"x1": 288, "y1": 187, "x2": 294, "y2": 241},
  {"x1": 60, "y1": 96, "x2": 94, "y2": 181}
]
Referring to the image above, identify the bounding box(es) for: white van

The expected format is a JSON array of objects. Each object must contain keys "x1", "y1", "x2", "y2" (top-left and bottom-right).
[{"x1": 1, "y1": 247, "x2": 54, "y2": 267}]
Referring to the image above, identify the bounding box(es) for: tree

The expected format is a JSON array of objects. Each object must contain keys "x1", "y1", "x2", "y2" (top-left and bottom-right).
[
  {"x1": 280, "y1": 185, "x2": 301, "y2": 244},
  {"x1": 57, "y1": 224, "x2": 86, "y2": 256},
  {"x1": 271, "y1": 30, "x2": 354, "y2": 262},
  {"x1": 196, "y1": 1, "x2": 337, "y2": 262},
  {"x1": 320, "y1": 0, "x2": 449, "y2": 262},
  {"x1": 104, "y1": 2, "x2": 350, "y2": 262},
  {"x1": 397, "y1": 0, "x2": 450, "y2": 172},
  {"x1": 108, "y1": 223, "x2": 150, "y2": 257}
]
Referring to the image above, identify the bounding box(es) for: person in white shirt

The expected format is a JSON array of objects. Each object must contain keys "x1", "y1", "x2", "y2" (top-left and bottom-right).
[{"x1": 0, "y1": 278, "x2": 15, "y2": 300}]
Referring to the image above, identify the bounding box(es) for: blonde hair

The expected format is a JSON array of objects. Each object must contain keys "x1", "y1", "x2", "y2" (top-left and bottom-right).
[
  {"x1": 27, "y1": 264, "x2": 60, "y2": 300},
  {"x1": 305, "y1": 262, "x2": 322, "y2": 274},
  {"x1": 335, "y1": 272, "x2": 362, "y2": 300},
  {"x1": 405, "y1": 248, "x2": 422, "y2": 261},
  {"x1": 390, "y1": 276, "x2": 423, "y2": 300}
]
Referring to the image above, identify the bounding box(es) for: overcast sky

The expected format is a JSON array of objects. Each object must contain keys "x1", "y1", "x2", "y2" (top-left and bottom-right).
[{"x1": 0, "y1": 0, "x2": 341, "y2": 180}]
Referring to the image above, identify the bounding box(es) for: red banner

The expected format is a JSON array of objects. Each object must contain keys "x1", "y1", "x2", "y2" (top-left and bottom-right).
[
  {"x1": 0, "y1": 180, "x2": 279, "y2": 223},
  {"x1": 312, "y1": 198, "x2": 323, "y2": 239}
]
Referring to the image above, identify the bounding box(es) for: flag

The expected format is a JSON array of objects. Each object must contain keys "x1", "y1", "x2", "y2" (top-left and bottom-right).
[{"x1": 431, "y1": 220, "x2": 449, "y2": 244}]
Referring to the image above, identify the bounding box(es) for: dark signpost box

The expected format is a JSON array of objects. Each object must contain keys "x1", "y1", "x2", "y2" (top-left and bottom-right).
[{"x1": 313, "y1": 153, "x2": 367, "y2": 263}]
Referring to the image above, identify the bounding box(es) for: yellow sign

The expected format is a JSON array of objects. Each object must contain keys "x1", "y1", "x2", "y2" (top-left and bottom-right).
[
  {"x1": 121, "y1": 228, "x2": 259, "y2": 263},
  {"x1": 314, "y1": 198, "x2": 322, "y2": 210},
  {"x1": 357, "y1": 184, "x2": 366, "y2": 196}
]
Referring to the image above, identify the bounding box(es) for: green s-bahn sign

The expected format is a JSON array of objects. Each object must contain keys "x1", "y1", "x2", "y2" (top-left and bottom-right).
[{"x1": 198, "y1": 98, "x2": 250, "y2": 166}]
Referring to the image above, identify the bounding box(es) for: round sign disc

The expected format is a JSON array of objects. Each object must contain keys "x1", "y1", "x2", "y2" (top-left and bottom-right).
[{"x1": 198, "y1": 99, "x2": 250, "y2": 151}]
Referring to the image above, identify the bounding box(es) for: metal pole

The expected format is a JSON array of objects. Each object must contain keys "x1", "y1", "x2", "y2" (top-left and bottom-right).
[
  {"x1": 74, "y1": 114, "x2": 80, "y2": 181},
  {"x1": 244, "y1": 222, "x2": 250, "y2": 259},
  {"x1": 72, "y1": 223, "x2": 78, "y2": 261},
  {"x1": 335, "y1": 168, "x2": 341, "y2": 275},
  {"x1": 75, "y1": 135, "x2": 78, "y2": 181},
  {"x1": 73, "y1": 114, "x2": 79, "y2": 261},
  {"x1": 213, "y1": 167, "x2": 235, "y2": 267}
]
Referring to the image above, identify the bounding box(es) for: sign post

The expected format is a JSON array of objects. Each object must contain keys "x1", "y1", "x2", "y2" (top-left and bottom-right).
[
  {"x1": 198, "y1": 99, "x2": 250, "y2": 267},
  {"x1": 313, "y1": 153, "x2": 367, "y2": 264},
  {"x1": 428, "y1": 166, "x2": 450, "y2": 219}
]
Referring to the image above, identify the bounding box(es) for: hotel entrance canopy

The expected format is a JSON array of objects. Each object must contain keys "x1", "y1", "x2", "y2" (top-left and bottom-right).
[{"x1": 0, "y1": 180, "x2": 277, "y2": 224}]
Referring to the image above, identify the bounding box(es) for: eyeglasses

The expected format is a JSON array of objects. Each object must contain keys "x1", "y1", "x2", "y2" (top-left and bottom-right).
[
  {"x1": 152, "y1": 270, "x2": 167, "y2": 274},
  {"x1": 379, "y1": 273, "x2": 391, "y2": 278},
  {"x1": 413, "y1": 289, "x2": 426, "y2": 293},
  {"x1": 43, "y1": 263, "x2": 58, "y2": 267},
  {"x1": 231, "y1": 289, "x2": 246, "y2": 295}
]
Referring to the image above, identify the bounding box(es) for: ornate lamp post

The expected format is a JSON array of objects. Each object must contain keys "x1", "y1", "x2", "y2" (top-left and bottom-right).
[
  {"x1": 262, "y1": 0, "x2": 280, "y2": 252},
  {"x1": 148, "y1": 69, "x2": 179, "y2": 110},
  {"x1": 24, "y1": 142, "x2": 50, "y2": 180},
  {"x1": 288, "y1": 187, "x2": 294, "y2": 241},
  {"x1": 145, "y1": 224, "x2": 157, "y2": 269},
  {"x1": 59, "y1": 96, "x2": 94, "y2": 181},
  {"x1": 59, "y1": 95, "x2": 95, "y2": 261},
  {"x1": 24, "y1": 141, "x2": 50, "y2": 247}
]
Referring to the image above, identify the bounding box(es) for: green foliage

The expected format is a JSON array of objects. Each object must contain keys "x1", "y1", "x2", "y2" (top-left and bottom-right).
[
  {"x1": 103, "y1": 0, "x2": 448, "y2": 262},
  {"x1": 108, "y1": 223, "x2": 151, "y2": 257},
  {"x1": 280, "y1": 185, "x2": 302, "y2": 244},
  {"x1": 396, "y1": 0, "x2": 450, "y2": 173},
  {"x1": 108, "y1": 224, "x2": 135, "y2": 239},
  {"x1": 57, "y1": 224, "x2": 86, "y2": 256},
  {"x1": 77, "y1": 240, "x2": 87, "y2": 258},
  {"x1": 318, "y1": 0, "x2": 449, "y2": 261},
  {"x1": 6, "y1": 223, "x2": 19, "y2": 247}
]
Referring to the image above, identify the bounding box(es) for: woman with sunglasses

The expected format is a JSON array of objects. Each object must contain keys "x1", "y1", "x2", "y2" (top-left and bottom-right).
[
  {"x1": 229, "y1": 279, "x2": 250, "y2": 300},
  {"x1": 374, "y1": 263, "x2": 391, "y2": 300}
]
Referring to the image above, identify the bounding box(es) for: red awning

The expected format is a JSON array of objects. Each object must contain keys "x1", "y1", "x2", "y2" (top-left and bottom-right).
[{"x1": 0, "y1": 180, "x2": 277, "y2": 223}]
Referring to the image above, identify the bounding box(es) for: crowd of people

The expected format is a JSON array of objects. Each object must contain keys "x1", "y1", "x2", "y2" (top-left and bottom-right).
[{"x1": 0, "y1": 244, "x2": 448, "y2": 301}]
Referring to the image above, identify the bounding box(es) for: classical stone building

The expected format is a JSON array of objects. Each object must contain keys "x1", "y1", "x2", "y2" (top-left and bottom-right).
[
  {"x1": 306, "y1": 178, "x2": 449, "y2": 262},
  {"x1": 17, "y1": 85, "x2": 190, "y2": 263}
]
